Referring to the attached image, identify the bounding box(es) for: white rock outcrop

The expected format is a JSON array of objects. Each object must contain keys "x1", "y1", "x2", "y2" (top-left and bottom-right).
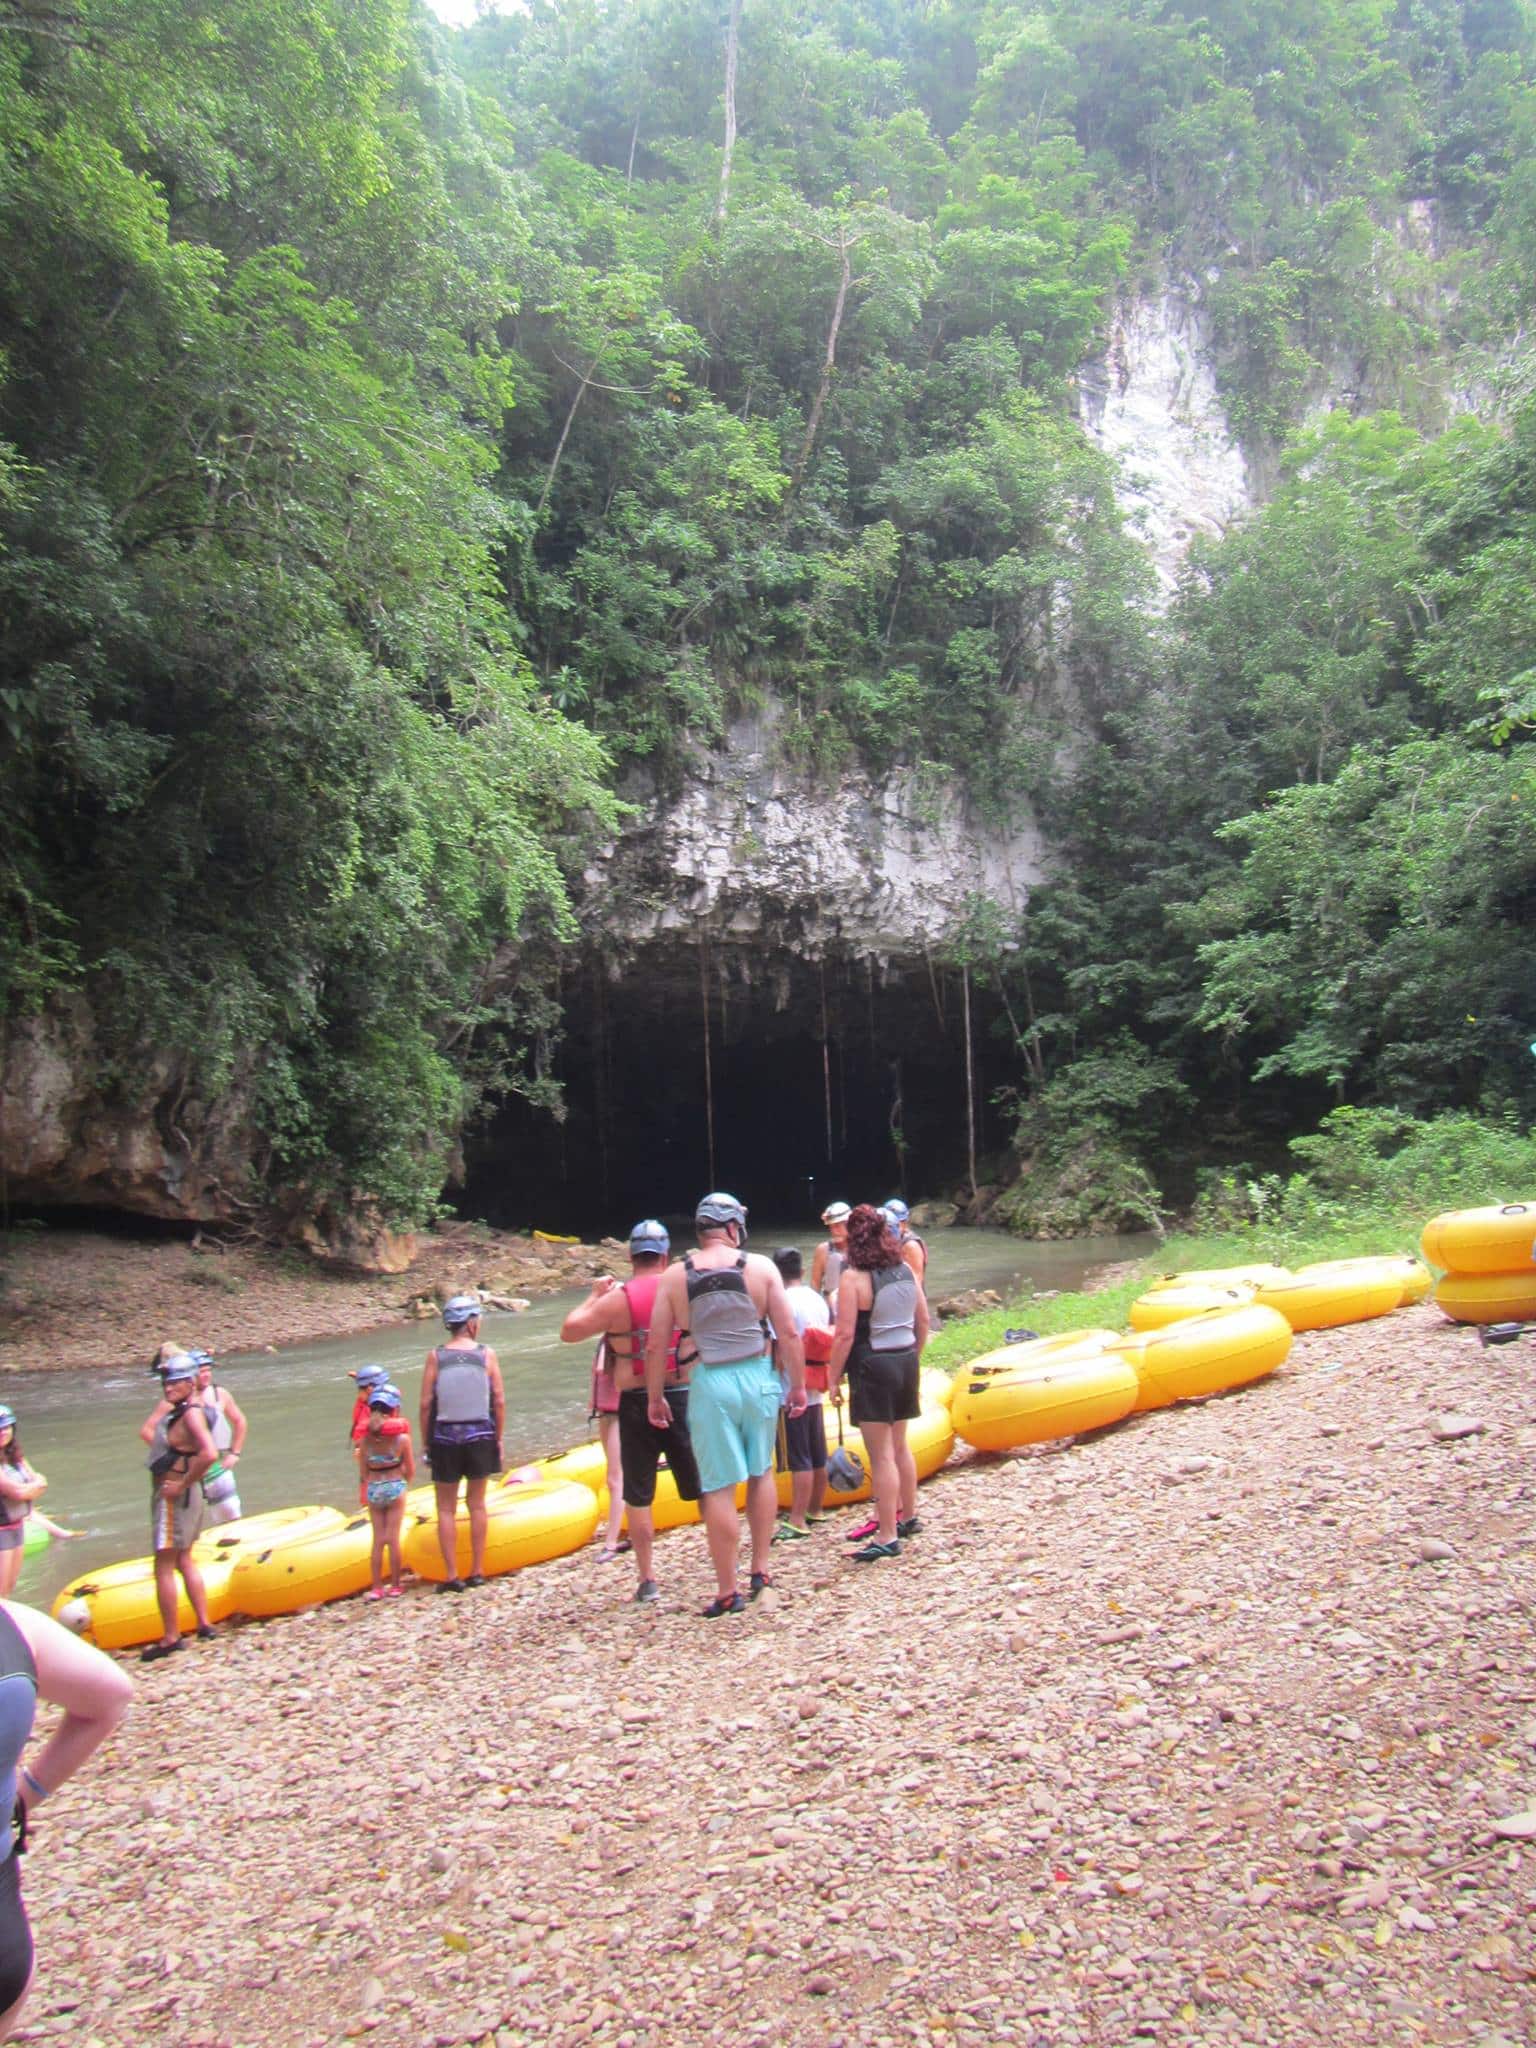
[{"x1": 1079, "y1": 285, "x2": 1251, "y2": 596}]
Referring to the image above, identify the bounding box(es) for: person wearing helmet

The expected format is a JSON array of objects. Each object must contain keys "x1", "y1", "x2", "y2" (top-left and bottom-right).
[
  {"x1": 810, "y1": 1201, "x2": 852, "y2": 1306},
  {"x1": 560, "y1": 1220, "x2": 698, "y2": 1604},
  {"x1": 192, "y1": 1351, "x2": 247, "y2": 1526},
  {"x1": 882, "y1": 1198, "x2": 928, "y2": 1286},
  {"x1": 355, "y1": 1385, "x2": 415, "y2": 1599},
  {"x1": 826, "y1": 1203, "x2": 930, "y2": 1562},
  {"x1": 0, "y1": 1411, "x2": 46, "y2": 1599},
  {"x1": 645, "y1": 1195, "x2": 806, "y2": 1616},
  {"x1": 420, "y1": 1296, "x2": 505, "y2": 1592},
  {"x1": 139, "y1": 1354, "x2": 219, "y2": 1659}
]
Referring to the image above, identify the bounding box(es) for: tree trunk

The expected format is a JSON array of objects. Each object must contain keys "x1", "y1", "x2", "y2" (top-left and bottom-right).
[
  {"x1": 715, "y1": 0, "x2": 742, "y2": 231},
  {"x1": 793, "y1": 229, "x2": 851, "y2": 485}
]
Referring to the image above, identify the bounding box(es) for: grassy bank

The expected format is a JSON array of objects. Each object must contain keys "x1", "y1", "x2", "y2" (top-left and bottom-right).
[{"x1": 925, "y1": 1209, "x2": 1433, "y2": 1376}]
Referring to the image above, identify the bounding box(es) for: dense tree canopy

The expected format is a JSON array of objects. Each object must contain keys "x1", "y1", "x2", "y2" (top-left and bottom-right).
[{"x1": 2, "y1": 0, "x2": 1535, "y2": 1224}]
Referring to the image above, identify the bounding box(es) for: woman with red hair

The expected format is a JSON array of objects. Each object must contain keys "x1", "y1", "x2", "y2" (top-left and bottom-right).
[{"x1": 826, "y1": 1203, "x2": 929, "y2": 1561}]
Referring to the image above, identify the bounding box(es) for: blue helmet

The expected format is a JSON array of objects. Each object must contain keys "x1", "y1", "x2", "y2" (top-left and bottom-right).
[
  {"x1": 187, "y1": 1348, "x2": 214, "y2": 1368},
  {"x1": 349, "y1": 1364, "x2": 390, "y2": 1388},
  {"x1": 696, "y1": 1192, "x2": 748, "y2": 1241},
  {"x1": 367, "y1": 1384, "x2": 403, "y2": 1412},
  {"x1": 628, "y1": 1219, "x2": 670, "y2": 1259},
  {"x1": 883, "y1": 1198, "x2": 910, "y2": 1225},
  {"x1": 0, "y1": 1407, "x2": 15, "y2": 1432},
  {"x1": 442, "y1": 1293, "x2": 482, "y2": 1328}
]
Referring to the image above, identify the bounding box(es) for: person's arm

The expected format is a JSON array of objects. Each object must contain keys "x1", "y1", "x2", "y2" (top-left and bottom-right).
[
  {"x1": 138, "y1": 1397, "x2": 171, "y2": 1447},
  {"x1": 485, "y1": 1350, "x2": 505, "y2": 1446},
  {"x1": 419, "y1": 1352, "x2": 437, "y2": 1447},
  {"x1": 900, "y1": 1239, "x2": 924, "y2": 1282},
  {"x1": 810, "y1": 1242, "x2": 828, "y2": 1293},
  {"x1": 645, "y1": 1266, "x2": 683, "y2": 1424},
  {"x1": 913, "y1": 1280, "x2": 931, "y2": 1356},
  {"x1": 6, "y1": 1603, "x2": 132, "y2": 1819},
  {"x1": 400, "y1": 1430, "x2": 416, "y2": 1484},
  {"x1": 827, "y1": 1270, "x2": 860, "y2": 1402},
  {"x1": 29, "y1": 1512, "x2": 81, "y2": 1540},
  {"x1": 219, "y1": 1389, "x2": 248, "y2": 1457},
  {"x1": 560, "y1": 1276, "x2": 622, "y2": 1344},
  {"x1": 760, "y1": 1262, "x2": 806, "y2": 1416},
  {"x1": 0, "y1": 1468, "x2": 44, "y2": 1505}
]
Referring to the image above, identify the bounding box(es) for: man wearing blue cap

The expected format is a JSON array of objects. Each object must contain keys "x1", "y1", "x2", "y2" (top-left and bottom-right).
[
  {"x1": 645, "y1": 1195, "x2": 806, "y2": 1617},
  {"x1": 560, "y1": 1221, "x2": 699, "y2": 1605}
]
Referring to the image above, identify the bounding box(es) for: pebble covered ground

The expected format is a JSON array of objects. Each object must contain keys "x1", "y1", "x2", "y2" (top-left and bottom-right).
[{"x1": 16, "y1": 1301, "x2": 1536, "y2": 2048}]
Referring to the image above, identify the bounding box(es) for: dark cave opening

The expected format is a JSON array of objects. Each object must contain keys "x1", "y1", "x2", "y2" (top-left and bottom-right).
[{"x1": 458, "y1": 944, "x2": 1018, "y2": 1237}]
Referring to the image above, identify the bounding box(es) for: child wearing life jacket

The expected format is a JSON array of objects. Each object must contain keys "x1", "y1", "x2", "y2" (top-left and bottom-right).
[
  {"x1": 354, "y1": 1385, "x2": 415, "y2": 1599},
  {"x1": 348, "y1": 1365, "x2": 406, "y2": 1505}
]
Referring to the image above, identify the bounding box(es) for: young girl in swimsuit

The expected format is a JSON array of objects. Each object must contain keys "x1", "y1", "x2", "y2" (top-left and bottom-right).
[{"x1": 355, "y1": 1386, "x2": 415, "y2": 1599}]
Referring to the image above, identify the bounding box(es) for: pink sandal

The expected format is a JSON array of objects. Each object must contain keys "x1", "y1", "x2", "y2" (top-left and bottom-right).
[{"x1": 364, "y1": 1588, "x2": 384, "y2": 1603}]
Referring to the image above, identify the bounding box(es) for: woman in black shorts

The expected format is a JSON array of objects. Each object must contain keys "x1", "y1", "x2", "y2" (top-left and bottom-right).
[
  {"x1": 0, "y1": 1600, "x2": 132, "y2": 2038},
  {"x1": 826, "y1": 1203, "x2": 930, "y2": 1563}
]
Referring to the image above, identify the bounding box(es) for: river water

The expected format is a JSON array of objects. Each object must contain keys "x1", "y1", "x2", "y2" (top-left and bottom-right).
[{"x1": 13, "y1": 1224, "x2": 1155, "y2": 1609}]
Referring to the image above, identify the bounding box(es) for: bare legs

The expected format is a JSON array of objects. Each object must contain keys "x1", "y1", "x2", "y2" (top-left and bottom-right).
[
  {"x1": 152, "y1": 1545, "x2": 209, "y2": 1646},
  {"x1": 370, "y1": 1498, "x2": 405, "y2": 1592},
  {"x1": 628, "y1": 1504, "x2": 656, "y2": 1586},
  {"x1": 860, "y1": 1422, "x2": 900, "y2": 1545},
  {"x1": 598, "y1": 1416, "x2": 626, "y2": 1554}
]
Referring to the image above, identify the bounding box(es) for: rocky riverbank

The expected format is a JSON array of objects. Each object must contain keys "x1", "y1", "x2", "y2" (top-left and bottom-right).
[
  {"x1": 15, "y1": 1301, "x2": 1536, "y2": 2047},
  {"x1": 0, "y1": 1224, "x2": 618, "y2": 1374}
]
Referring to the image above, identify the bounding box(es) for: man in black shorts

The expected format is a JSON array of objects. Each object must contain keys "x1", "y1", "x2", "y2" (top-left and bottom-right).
[{"x1": 560, "y1": 1222, "x2": 700, "y2": 1605}]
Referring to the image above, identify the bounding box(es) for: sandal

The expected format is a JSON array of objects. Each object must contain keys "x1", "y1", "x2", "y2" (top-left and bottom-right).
[
  {"x1": 195, "y1": 1623, "x2": 218, "y2": 1639},
  {"x1": 464, "y1": 1573, "x2": 487, "y2": 1588},
  {"x1": 844, "y1": 1515, "x2": 880, "y2": 1543},
  {"x1": 749, "y1": 1570, "x2": 772, "y2": 1599},
  {"x1": 365, "y1": 1589, "x2": 384, "y2": 1603},
  {"x1": 437, "y1": 1578, "x2": 465, "y2": 1594},
  {"x1": 701, "y1": 1592, "x2": 746, "y2": 1618},
  {"x1": 384, "y1": 1584, "x2": 403, "y2": 1598},
  {"x1": 849, "y1": 1540, "x2": 901, "y2": 1563},
  {"x1": 139, "y1": 1638, "x2": 183, "y2": 1663},
  {"x1": 897, "y1": 1515, "x2": 922, "y2": 1539},
  {"x1": 772, "y1": 1521, "x2": 810, "y2": 1543}
]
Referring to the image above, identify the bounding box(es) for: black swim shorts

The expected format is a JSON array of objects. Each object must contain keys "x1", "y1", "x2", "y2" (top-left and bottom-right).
[
  {"x1": 781, "y1": 1403, "x2": 828, "y2": 1473},
  {"x1": 427, "y1": 1435, "x2": 501, "y2": 1485},
  {"x1": 0, "y1": 1852, "x2": 33, "y2": 2013},
  {"x1": 847, "y1": 1344, "x2": 921, "y2": 1427},
  {"x1": 617, "y1": 1386, "x2": 702, "y2": 1509}
]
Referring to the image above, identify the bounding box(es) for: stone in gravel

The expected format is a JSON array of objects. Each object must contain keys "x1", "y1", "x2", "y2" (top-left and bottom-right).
[
  {"x1": 1491, "y1": 1808, "x2": 1536, "y2": 1839},
  {"x1": 428, "y1": 1848, "x2": 452, "y2": 1874},
  {"x1": 805, "y1": 1974, "x2": 834, "y2": 1996},
  {"x1": 1432, "y1": 1413, "x2": 1487, "y2": 1441},
  {"x1": 1417, "y1": 1538, "x2": 1455, "y2": 1561}
]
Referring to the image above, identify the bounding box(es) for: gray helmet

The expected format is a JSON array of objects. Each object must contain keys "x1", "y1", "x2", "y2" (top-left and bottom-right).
[
  {"x1": 628, "y1": 1219, "x2": 670, "y2": 1259},
  {"x1": 696, "y1": 1191, "x2": 748, "y2": 1241},
  {"x1": 442, "y1": 1293, "x2": 482, "y2": 1328},
  {"x1": 158, "y1": 1351, "x2": 199, "y2": 1385}
]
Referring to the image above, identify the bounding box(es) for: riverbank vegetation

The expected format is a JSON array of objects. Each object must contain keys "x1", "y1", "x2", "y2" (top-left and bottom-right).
[{"x1": 3, "y1": 0, "x2": 1535, "y2": 1230}]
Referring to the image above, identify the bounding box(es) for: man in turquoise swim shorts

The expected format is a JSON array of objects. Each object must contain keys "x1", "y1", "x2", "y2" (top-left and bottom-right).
[{"x1": 646, "y1": 1193, "x2": 806, "y2": 1617}]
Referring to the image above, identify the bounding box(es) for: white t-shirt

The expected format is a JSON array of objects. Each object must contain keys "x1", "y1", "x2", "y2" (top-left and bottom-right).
[{"x1": 782, "y1": 1283, "x2": 831, "y2": 1408}]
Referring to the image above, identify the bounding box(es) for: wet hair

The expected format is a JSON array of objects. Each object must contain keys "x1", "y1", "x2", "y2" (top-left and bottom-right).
[
  {"x1": 772, "y1": 1246, "x2": 803, "y2": 1283},
  {"x1": 844, "y1": 1203, "x2": 902, "y2": 1272}
]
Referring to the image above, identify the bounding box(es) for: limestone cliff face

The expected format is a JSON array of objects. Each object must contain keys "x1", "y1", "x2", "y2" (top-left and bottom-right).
[
  {"x1": 581, "y1": 706, "x2": 1046, "y2": 965},
  {"x1": 1079, "y1": 284, "x2": 1251, "y2": 596}
]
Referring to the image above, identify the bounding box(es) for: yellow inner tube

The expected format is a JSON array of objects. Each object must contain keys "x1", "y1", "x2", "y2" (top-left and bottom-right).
[
  {"x1": 1147, "y1": 1263, "x2": 1292, "y2": 1294},
  {"x1": 1421, "y1": 1203, "x2": 1536, "y2": 1276},
  {"x1": 1110, "y1": 1303, "x2": 1292, "y2": 1413},
  {"x1": 951, "y1": 1352, "x2": 1138, "y2": 1453},
  {"x1": 1294, "y1": 1254, "x2": 1432, "y2": 1308},
  {"x1": 1433, "y1": 1269, "x2": 1536, "y2": 1324},
  {"x1": 402, "y1": 1477, "x2": 600, "y2": 1581},
  {"x1": 229, "y1": 1515, "x2": 375, "y2": 1618},
  {"x1": 53, "y1": 1555, "x2": 236, "y2": 1652},
  {"x1": 1253, "y1": 1266, "x2": 1405, "y2": 1331},
  {"x1": 954, "y1": 1329, "x2": 1119, "y2": 1380},
  {"x1": 193, "y1": 1503, "x2": 346, "y2": 1565},
  {"x1": 1129, "y1": 1283, "x2": 1254, "y2": 1330}
]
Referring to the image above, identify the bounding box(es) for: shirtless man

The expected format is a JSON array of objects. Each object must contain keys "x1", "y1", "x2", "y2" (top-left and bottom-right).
[
  {"x1": 139, "y1": 1353, "x2": 218, "y2": 1661},
  {"x1": 560, "y1": 1220, "x2": 701, "y2": 1605},
  {"x1": 645, "y1": 1194, "x2": 805, "y2": 1617}
]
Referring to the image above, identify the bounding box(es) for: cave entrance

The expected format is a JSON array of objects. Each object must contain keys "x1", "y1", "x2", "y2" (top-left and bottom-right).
[{"x1": 458, "y1": 943, "x2": 1015, "y2": 1238}]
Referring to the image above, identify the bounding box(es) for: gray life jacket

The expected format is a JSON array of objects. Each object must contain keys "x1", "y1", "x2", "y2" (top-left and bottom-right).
[
  {"x1": 684, "y1": 1253, "x2": 769, "y2": 1367},
  {"x1": 869, "y1": 1262, "x2": 918, "y2": 1352},
  {"x1": 822, "y1": 1244, "x2": 847, "y2": 1297},
  {"x1": 202, "y1": 1387, "x2": 234, "y2": 1454},
  {"x1": 432, "y1": 1342, "x2": 492, "y2": 1424}
]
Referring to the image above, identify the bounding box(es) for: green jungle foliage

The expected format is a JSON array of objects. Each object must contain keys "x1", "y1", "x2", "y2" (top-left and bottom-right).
[{"x1": 3, "y1": 0, "x2": 1536, "y2": 1223}]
